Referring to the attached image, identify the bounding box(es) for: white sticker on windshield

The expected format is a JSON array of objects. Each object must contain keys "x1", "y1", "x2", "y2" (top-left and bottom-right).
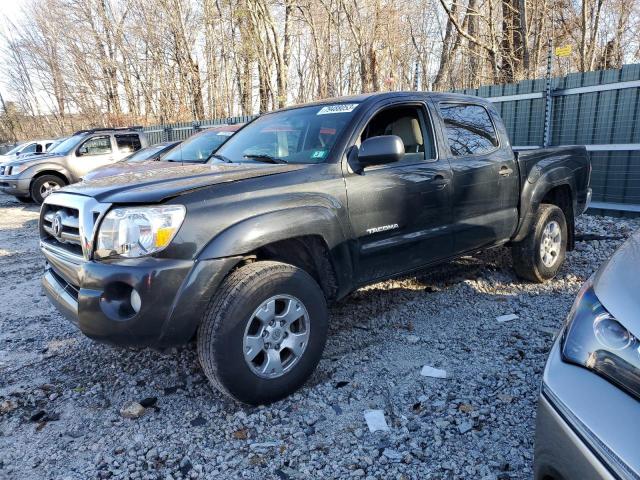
[
  {"x1": 317, "y1": 103, "x2": 359, "y2": 115},
  {"x1": 216, "y1": 131, "x2": 234, "y2": 136}
]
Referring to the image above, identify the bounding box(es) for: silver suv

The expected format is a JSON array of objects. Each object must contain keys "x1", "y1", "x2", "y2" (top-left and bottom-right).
[{"x1": 0, "y1": 127, "x2": 147, "y2": 203}]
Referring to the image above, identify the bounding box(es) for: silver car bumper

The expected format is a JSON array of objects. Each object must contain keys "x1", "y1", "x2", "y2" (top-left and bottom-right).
[
  {"x1": 0, "y1": 175, "x2": 30, "y2": 196},
  {"x1": 534, "y1": 337, "x2": 640, "y2": 479}
]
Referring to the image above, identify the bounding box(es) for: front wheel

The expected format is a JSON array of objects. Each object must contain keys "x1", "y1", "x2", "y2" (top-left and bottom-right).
[
  {"x1": 197, "y1": 261, "x2": 328, "y2": 405},
  {"x1": 30, "y1": 175, "x2": 66, "y2": 204},
  {"x1": 511, "y1": 204, "x2": 567, "y2": 283}
]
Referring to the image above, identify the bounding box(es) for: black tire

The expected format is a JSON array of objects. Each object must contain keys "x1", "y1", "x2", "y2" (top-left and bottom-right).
[
  {"x1": 197, "y1": 261, "x2": 328, "y2": 405},
  {"x1": 30, "y1": 174, "x2": 66, "y2": 204},
  {"x1": 15, "y1": 196, "x2": 34, "y2": 203},
  {"x1": 511, "y1": 204, "x2": 567, "y2": 283}
]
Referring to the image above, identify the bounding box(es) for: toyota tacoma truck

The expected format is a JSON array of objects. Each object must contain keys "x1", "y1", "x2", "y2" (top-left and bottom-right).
[{"x1": 39, "y1": 92, "x2": 591, "y2": 405}]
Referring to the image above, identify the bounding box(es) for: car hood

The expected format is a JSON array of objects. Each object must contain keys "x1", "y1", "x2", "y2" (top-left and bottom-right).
[
  {"x1": 594, "y1": 229, "x2": 640, "y2": 336},
  {"x1": 82, "y1": 160, "x2": 161, "y2": 181},
  {"x1": 0, "y1": 154, "x2": 18, "y2": 164},
  {"x1": 1, "y1": 153, "x2": 60, "y2": 167},
  {"x1": 62, "y1": 161, "x2": 306, "y2": 203}
]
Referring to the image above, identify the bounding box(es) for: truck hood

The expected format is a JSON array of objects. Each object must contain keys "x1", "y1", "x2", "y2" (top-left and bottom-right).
[
  {"x1": 82, "y1": 160, "x2": 166, "y2": 181},
  {"x1": 593, "y1": 229, "x2": 640, "y2": 338},
  {"x1": 0, "y1": 154, "x2": 19, "y2": 164},
  {"x1": 62, "y1": 161, "x2": 306, "y2": 203},
  {"x1": 1, "y1": 152, "x2": 60, "y2": 168}
]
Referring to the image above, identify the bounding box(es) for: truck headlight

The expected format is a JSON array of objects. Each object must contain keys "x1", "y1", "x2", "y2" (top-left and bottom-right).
[
  {"x1": 95, "y1": 205, "x2": 186, "y2": 259},
  {"x1": 561, "y1": 279, "x2": 640, "y2": 400}
]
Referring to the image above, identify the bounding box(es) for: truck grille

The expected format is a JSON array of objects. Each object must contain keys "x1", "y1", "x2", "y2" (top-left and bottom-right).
[
  {"x1": 39, "y1": 193, "x2": 111, "y2": 261},
  {"x1": 40, "y1": 204, "x2": 84, "y2": 257}
]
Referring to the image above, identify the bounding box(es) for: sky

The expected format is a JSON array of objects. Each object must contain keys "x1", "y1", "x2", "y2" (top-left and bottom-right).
[
  {"x1": 0, "y1": 0, "x2": 25, "y2": 22},
  {"x1": 0, "y1": 0, "x2": 27, "y2": 102}
]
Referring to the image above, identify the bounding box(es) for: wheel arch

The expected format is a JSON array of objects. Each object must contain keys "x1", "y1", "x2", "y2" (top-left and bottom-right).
[
  {"x1": 30, "y1": 168, "x2": 70, "y2": 188},
  {"x1": 513, "y1": 167, "x2": 576, "y2": 246},
  {"x1": 197, "y1": 206, "x2": 354, "y2": 301}
]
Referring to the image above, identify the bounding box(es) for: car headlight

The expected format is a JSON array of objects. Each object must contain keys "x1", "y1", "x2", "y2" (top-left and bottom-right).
[
  {"x1": 561, "y1": 278, "x2": 640, "y2": 400},
  {"x1": 95, "y1": 205, "x2": 186, "y2": 259}
]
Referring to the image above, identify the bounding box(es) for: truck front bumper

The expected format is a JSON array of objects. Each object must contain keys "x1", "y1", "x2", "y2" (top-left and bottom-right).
[
  {"x1": 41, "y1": 244, "x2": 241, "y2": 347},
  {"x1": 0, "y1": 175, "x2": 30, "y2": 196}
]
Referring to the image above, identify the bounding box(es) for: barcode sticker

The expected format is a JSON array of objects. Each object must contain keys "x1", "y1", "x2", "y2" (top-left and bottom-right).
[{"x1": 317, "y1": 104, "x2": 359, "y2": 115}]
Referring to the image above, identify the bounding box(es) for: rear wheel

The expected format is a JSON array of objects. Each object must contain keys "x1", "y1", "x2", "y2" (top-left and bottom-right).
[
  {"x1": 512, "y1": 204, "x2": 567, "y2": 283},
  {"x1": 30, "y1": 174, "x2": 66, "y2": 204},
  {"x1": 197, "y1": 261, "x2": 328, "y2": 405}
]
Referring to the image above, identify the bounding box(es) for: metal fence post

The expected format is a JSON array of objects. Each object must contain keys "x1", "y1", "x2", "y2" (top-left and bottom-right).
[
  {"x1": 163, "y1": 126, "x2": 172, "y2": 142},
  {"x1": 543, "y1": 38, "x2": 553, "y2": 148}
]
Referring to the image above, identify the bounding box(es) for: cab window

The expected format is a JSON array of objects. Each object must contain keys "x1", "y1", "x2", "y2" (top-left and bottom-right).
[
  {"x1": 360, "y1": 105, "x2": 435, "y2": 163},
  {"x1": 77, "y1": 136, "x2": 112, "y2": 157},
  {"x1": 438, "y1": 103, "x2": 498, "y2": 157},
  {"x1": 20, "y1": 143, "x2": 38, "y2": 154},
  {"x1": 115, "y1": 134, "x2": 142, "y2": 154}
]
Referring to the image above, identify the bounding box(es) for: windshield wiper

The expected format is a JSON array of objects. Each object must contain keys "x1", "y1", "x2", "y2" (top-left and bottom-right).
[
  {"x1": 206, "y1": 153, "x2": 233, "y2": 163},
  {"x1": 243, "y1": 154, "x2": 287, "y2": 164}
]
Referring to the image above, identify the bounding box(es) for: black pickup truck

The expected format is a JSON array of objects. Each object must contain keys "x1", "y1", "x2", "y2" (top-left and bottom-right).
[{"x1": 39, "y1": 92, "x2": 591, "y2": 404}]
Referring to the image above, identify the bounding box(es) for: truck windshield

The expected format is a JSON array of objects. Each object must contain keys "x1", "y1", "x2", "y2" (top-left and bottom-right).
[
  {"x1": 4, "y1": 143, "x2": 26, "y2": 155},
  {"x1": 216, "y1": 103, "x2": 359, "y2": 164},
  {"x1": 163, "y1": 130, "x2": 233, "y2": 163},
  {"x1": 48, "y1": 134, "x2": 85, "y2": 154}
]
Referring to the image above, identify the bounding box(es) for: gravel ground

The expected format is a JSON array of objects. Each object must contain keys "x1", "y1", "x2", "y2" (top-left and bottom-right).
[{"x1": 0, "y1": 191, "x2": 638, "y2": 480}]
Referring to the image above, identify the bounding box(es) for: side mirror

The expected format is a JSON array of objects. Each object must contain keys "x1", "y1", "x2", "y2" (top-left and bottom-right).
[
  {"x1": 78, "y1": 146, "x2": 89, "y2": 156},
  {"x1": 358, "y1": 135, "x2": 404, "y2": 168}
]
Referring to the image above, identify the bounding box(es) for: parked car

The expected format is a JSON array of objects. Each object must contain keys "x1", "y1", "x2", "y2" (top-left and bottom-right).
[
  {"x1": 162, "y1": 124, "x2": 243, "y2": 163},
  {"x1": 0, "y1": 139, "x2": 56, "y2": 163},
  {"x1": 39, "y1": 92, "x2": 591, "y2": 405},
  {"x1": 82, "y1": 141, "x2": 181, "y2": 181},
  {"x1": 534, "y1": 229, "x2": 640, "y2": 480},
  {"x1": 17, "y1": 137, "x2": 70, "y2": 162},
  {"x1": 82, "y1": 124, "x2": 242, "y2": 182},
  {"x1": 0, "y1": 127, "x2": 147, "y2": 203}
]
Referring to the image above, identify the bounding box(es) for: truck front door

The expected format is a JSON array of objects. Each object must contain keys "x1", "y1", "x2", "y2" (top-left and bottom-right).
[
  {"x1": 73, "y1": 135, "x2": 115, "y2": 179},
  {"x1": 344, "y1": 101, "x2": 453, "y2": 284}
]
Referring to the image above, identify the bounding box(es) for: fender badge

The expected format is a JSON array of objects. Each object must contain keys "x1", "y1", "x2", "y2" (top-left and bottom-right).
[{"x1": 366, "y1": 224, "x2": 399, "y2": 234}]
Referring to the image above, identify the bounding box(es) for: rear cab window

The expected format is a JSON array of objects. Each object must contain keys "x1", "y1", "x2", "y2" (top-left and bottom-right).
[
  {"x1": 438, "y1": 103, "x2": 498, "y2": 157},
  {"x1": 115, "y1": 134, "x2": 143, "y2": 154}
]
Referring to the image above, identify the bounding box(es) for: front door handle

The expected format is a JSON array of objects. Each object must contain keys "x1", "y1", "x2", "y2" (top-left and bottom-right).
[
  {"x1": 432, "y1": 174, "x2": 450, "y2": 190},
  {"x1": 499, "y1": 166, "x2": 514, "y2": 177}
]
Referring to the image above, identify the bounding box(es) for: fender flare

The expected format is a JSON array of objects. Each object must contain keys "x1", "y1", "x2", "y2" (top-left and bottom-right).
[
  {"x1": 512, "y1": 167, "x2": 576, "y2": 243},
  {"x1": 27, "y1": 164, "x2": 72, "y2": 186},
  {"x1": 197, "y1": 206, "x2": 354, "y2": 297}
]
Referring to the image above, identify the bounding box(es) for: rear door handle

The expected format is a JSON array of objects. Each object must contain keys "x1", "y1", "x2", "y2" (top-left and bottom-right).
[
  {"x1": 499, "y1": 166, "x2": 514, "y2": 177},
  {"x1": 432, "y1": 174, "x2": 450, "y2": 190}
]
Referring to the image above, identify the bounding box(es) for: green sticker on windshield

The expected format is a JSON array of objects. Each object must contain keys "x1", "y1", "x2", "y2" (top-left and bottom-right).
[{"x1": 311, "y1": 150, "x2": 327, "y2": 159}]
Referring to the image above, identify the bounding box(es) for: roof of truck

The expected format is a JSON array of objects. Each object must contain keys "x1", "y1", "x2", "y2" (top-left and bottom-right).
[{"x1": 270, "y1": 91, "x2": 490, "y2": 115}]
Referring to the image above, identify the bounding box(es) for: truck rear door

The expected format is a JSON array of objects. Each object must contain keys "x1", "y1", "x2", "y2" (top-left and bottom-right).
[
  {"x1": 436, "y1": 101, "x2": 518, "y2": 253},
  {"x1": 344, "y1": 100, "x2": 453, "y2": 284}
]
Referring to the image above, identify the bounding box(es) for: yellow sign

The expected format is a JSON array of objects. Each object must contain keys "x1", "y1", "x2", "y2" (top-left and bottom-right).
[{"x1": 555, "y1": 45, "x2": 572, "y2": 57}]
